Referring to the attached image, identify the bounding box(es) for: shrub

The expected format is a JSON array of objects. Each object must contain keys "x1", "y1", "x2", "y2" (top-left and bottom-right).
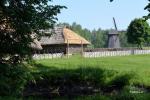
[{"x1": 0, "y1": 63, "x2": 30, "y2": 96}]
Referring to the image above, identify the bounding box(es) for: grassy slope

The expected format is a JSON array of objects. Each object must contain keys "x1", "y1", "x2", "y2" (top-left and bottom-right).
[{"x1": 35, "y1": 55, "x2": 150, "y2": 86}]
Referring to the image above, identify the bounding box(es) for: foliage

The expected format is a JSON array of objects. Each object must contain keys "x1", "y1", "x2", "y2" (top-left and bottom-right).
[
  {"x1": 144, "y1": 0, "x2": 150, "y2": 19},
  {"x1": 0, "y1": 0, "x2": 65, "y2": 96},
  {"x1": 91, "y1": 29, "x2": 108, "y2": 48},
  {"x1": 119, "y1": 31, "x2": 136, "y2": 47},
  {"x1": 127, "y1": 18, "x2": 150, "y2": 48},
  {"x1": 0, "y1": 96, "x2": 22, "y2": 100},
  {"x1": 0, "y1": 0, "x2": 66, "y2": 63},
  {"x1": 0, "y1": 63, "x2": 31, "y2": 96}
]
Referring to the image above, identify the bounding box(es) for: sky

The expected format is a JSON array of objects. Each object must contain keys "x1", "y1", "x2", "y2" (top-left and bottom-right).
[{"x1": 52, "y1": 0, "x2": 148, "y2": 30}]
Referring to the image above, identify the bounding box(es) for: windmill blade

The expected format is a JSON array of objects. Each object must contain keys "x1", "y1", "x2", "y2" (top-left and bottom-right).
[{"x1": 113, "y1": 17, "x2": 118, "y2": 31}]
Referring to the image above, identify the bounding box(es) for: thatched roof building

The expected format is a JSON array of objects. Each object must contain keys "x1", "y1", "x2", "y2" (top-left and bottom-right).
[
  {"x1": 40, "y1": 27, "x2": 90, "y2": 45},
  {"x1": 38, "y1": 26, "x2": 90, "y2": 54}
]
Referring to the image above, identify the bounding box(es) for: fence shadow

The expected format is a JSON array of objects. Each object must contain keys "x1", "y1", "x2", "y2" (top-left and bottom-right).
[{"x1": 23, "y1": 63, "x2": 133, "y2": 99}]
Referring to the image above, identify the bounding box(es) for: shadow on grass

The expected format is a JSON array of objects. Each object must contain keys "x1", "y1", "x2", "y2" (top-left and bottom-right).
[{"x1": 24, "y1": 63, "x2": 133, "y2": 99}]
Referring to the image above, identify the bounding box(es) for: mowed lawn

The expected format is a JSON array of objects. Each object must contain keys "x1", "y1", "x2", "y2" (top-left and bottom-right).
[{"x1": 35, "y1": 54, "x2": 150, "y2": 87}]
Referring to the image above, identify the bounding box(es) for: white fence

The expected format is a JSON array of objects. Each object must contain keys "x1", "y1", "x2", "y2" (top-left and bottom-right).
[
  {"x1": 32, "y1": 53, "x2": 64, "y2": 59},
  {"x1": 83, "y1": 50, "x2": 150, "y2": 58},
  {"x1": 32, "y1": 50, "x2": 150, "y2": 59}
]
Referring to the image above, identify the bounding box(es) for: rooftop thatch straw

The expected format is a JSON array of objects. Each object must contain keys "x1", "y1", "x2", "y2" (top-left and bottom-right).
[{"x1": 40, "y1": 27, "x2": 90, "y2": 45}]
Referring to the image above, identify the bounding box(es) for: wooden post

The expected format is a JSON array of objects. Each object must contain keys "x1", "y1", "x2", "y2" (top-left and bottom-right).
[
  {"x1": 67, "y1": 39, "x2": 69, "y2": 58},
  {"x1": 81, "y1": 40, "x2": 83, "y2": 57}
]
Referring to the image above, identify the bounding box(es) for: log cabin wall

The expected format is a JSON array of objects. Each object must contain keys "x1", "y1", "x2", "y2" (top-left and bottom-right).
[{"x1": 68, "y1": 44, "x2": 87, "y2": 54}]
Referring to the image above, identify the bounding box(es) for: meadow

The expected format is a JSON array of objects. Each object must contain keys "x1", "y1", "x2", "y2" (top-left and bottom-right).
[
  {"x1": 34, "y1": 54, "x2": 150, "y2": 87},
  {"x1": 22, "y1": 54, "x2": 150, "y2": 99}
]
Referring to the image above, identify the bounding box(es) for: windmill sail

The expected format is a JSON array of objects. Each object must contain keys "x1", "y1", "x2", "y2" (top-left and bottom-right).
[{"x1": 113, "y1": 17, "x2": 118, "y2": 31}]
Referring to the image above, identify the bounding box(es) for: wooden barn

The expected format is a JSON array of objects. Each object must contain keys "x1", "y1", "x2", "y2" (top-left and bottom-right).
[{"x1": 37, "y1": 26, "x2": 90, "y2": 54}]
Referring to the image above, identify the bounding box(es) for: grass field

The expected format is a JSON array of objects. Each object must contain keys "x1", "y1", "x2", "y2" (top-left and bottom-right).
[
  {"x1": 34, "y1": 54, "x2": 150, "y2": 87},
  {"x1": 2, "y1": 54, "x2": 150, "y2": 99}
]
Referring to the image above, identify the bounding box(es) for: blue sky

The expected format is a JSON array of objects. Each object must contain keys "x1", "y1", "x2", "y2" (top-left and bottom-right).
[{"x1": 52, "y1": 0, "x2": 148, "y2": 30}]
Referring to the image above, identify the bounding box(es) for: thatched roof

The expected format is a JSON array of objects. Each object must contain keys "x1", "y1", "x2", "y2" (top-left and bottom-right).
[
  {"x1": 40, "y1": 27, "x2": 65, "y2": 45},
  {"x1": 40, "y1": 27, "x2": 90, "y2": 45},
  {"x1": 63, "y1": 28, "x2": 90, "y2": 44}
]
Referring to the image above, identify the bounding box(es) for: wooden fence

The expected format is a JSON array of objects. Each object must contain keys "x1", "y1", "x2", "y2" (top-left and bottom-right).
[
  {"x1": 32, "y1": 48, "x2": 150, "y2": 59},
  {"x1": 32, "y1": 53, "x2": 64, "y2": 59},
  {"x1": 83, "y1": 49, "x2": 150, "y2": 58}
]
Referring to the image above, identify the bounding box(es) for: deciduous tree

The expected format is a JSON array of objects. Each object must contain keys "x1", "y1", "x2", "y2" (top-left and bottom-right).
[{"x1": 127, "y1": 18, "x2": 150, "y2": 48}]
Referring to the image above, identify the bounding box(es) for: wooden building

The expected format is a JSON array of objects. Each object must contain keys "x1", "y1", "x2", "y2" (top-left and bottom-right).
[{"x1": 37, "y1": 26, "x2": 90, "y2": 54}]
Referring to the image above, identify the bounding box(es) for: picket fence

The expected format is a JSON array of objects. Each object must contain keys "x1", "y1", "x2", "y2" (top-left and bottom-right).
[
  {"x1": 32, "y1": 49, "x2": 150, "y2": 59},
  {"x1": 83, "y1": 50, "x2": 150, "y2": 58},
  {"x1": 32, "y1": 53, "x2": 64, "y2": 59}
]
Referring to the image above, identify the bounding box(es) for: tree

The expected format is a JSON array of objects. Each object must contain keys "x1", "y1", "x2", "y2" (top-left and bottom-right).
[
  {"x1": 127, "y1": 18, "x2": 150, "y2": 48},
  {"x1": 0, "y1": 0, "x2": 66, "y2": 96},
  {"x1": 144, "y1": 0, "x2": 150, "y2": 19},
  {"x1": 91, "y1": 29, "x2": 108, "y2": 48},
  {"x1": 0, "y1": 0, "x2": 66, "y2": 63}
]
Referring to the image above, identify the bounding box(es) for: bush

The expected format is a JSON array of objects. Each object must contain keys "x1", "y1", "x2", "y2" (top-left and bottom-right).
[{"x1": 0, "y1": 63, "x2": 30, "y2": 96}]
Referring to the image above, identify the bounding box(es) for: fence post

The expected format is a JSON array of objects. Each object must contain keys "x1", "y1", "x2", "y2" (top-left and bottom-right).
[
  {"x1": 67, "y1": 39, "x2": 69, "y2": 58},
  {"x1": 131, "y1": 49, "x2": 135, "y2": 55},
  {"x1": 81, "y1": 40, "x2": 83, "y2": 57}
]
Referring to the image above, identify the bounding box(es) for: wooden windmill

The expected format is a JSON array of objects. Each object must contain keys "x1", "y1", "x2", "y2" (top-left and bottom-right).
[{"x1": 108, "y1": 17, "x2": 120, "y2": 48}]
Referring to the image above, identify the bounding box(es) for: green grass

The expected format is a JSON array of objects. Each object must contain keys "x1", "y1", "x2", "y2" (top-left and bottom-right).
[
  {"x1": 2, "y1": 55, "x2": 150, "y2": 100},
  {"x1": 24, "y1": 54, "x2": 150, "y2": 99},
  {"x1": 34, "y1": 54, "x2": 150, "y2": 87},
  {"x1": 1, "y1": 93, "x2": 150, "y2": 100}
]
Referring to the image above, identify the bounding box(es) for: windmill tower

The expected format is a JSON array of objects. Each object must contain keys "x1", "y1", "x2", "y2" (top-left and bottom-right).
[{"x1": 108, "y1": 17, "x2": 120, "y2": 48}]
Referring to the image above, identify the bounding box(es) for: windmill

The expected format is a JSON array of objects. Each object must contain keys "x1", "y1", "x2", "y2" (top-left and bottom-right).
[{"x1": 108, "y1": 17, "x2": 120, "y2": 48}]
